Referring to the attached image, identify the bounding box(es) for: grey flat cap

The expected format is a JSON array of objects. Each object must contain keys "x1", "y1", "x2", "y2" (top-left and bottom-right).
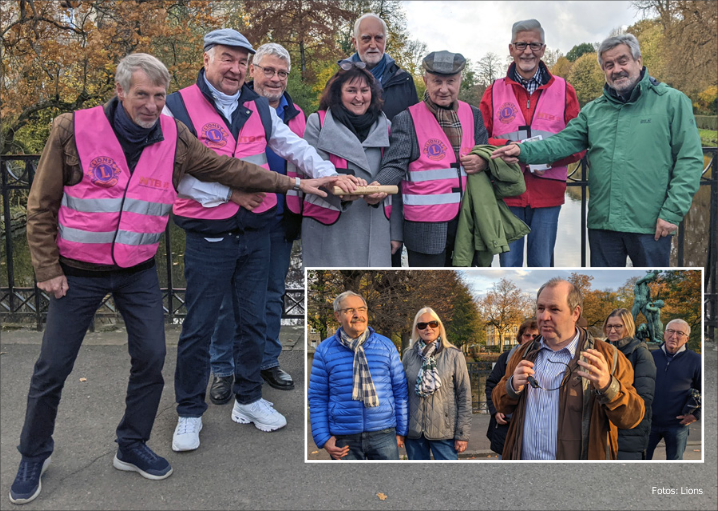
[
  {"x1": 422, "y1": 51, "x2": 466, "y2": 75},
  {"x1": 204, "y1": 28, "x2": 255, "y2": 54}
]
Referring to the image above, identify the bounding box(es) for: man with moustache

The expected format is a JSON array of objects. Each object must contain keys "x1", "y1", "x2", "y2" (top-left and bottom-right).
[
  {"x1": 479, "y1": 19, "x2": 583, "y2": 267},
  {"x1": 647, "y1": 319, "x2": 701, "y2": 460},
  {"x1": 164, "y1": 29, "x2": 358, "y2": 452},
  {"x1": 491, "y1": 33, "x2": 703, "y2": 267},
  {"x1": 308, "y1": 291, "x2": 408, "y2": 460},
  {"x1": 492, "y1": 278, "x2": 644, "y2": 460}
]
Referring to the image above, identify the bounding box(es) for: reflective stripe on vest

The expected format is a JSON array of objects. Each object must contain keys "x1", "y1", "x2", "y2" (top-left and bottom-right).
[
  {"x1": 401, "y1": 101, "x2": 474, "y2": 222},
  {"x1": 172, "y1": 84, "x2": 276, "y2": 218},
  {"x1": 491, "y1": 77, "x2": 569, "y2": 181},
  {"x1": 57, "y1": 106, "x2": 177, "y2": 267},
  {"x1": 285, "y1": 104, "x2": 307, "y2": 215}
]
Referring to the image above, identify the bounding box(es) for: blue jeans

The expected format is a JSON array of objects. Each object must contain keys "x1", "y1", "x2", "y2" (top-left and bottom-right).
[
  {"x1": 588, "y1": 229, "x2": 671, "y2": 267},
  {"x1": 499, "y1": 205, "x2": 561, "y2": 267},
  {"x1": 334, "y1": 428, "x2": 400, "y2": 460},
  {"x1": 405, "y1": 435, "x2": 458, "y2": 460},
  {"x1": 646, "y1": 424, "x2": 690, "y2": 460},
  {"x1": 175, "y1": 229, "x2": 270, "y2": 417},
  {"x1": 209, "y1": 222, "x2": 293, "y2": 375},
  {"x1": 19, "y1": 264, "x2": 166, "y2": 461}
]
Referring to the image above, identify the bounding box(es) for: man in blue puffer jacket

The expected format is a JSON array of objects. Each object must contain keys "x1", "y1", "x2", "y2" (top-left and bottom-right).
[{"x1": 308, "y1": 291, "x2": 408, "y2": 460}]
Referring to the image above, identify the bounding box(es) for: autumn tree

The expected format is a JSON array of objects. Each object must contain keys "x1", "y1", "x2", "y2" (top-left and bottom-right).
[
  {"x1": 476, "y1": 52, "x2": 502, "y2": 87},
  {"x1": 550, "y1": 56, "x2": 573, "y2": 78},
  {"x1": 566, "y1": 52, "x2": 605, "y2": 106},
  {"x1": 566, "y1": 42, "x2": 597, "y2": 62},
  {"x1": 476, "y1": 278, "x2": 533, "y2": 352}
]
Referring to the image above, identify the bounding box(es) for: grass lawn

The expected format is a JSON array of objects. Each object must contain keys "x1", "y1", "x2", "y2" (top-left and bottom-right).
[{"x1": 699, "y1": 129, "x2": 717, "y2": 146}]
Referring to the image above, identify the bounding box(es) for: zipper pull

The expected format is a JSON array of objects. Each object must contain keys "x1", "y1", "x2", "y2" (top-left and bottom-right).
[{"x1": 527, "y1": 99, "x2": 530, "y2": 109}]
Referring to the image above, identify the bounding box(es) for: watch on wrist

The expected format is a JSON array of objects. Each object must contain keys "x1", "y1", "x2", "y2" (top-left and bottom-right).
[{"x1": 293, "y1": 177, "x2": 301, "y2": 191}]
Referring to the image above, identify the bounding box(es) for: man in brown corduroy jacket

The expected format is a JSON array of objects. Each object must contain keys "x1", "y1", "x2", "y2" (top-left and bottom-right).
[{"x1": 492, "y1": 277, "x2": 645, "y2": 460}]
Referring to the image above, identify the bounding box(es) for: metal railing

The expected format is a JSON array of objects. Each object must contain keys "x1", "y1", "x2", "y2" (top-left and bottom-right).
[
  {"x1": 467, "y1": 361, "x2": 493, "y2": 413},
  {"x1": 2, "y1": 151, "x2": 716, "y2": 339}
]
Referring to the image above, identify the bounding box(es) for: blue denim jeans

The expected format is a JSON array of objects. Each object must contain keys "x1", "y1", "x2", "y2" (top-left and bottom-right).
[
  {"x1": 334, "y1": 428, "x2": 400, "y2": 460},
  {"x1": 19, "y1": 264, "x2": 166, "y2": 461},
  {"x1": 175, "y1": 229, "x2": 270, "y2": 417},
  {"x1": 209, "y1": 222, "x2": 293, "y2": 375},
  {"x1": 588, "y1": 229, "x2": 671, "y2": 267},
  {"x1": 646, "y1": 424, "x2": 690, "y2": 460},
  {"x1": 499, "y1": 205, "x2": 561, "y2": 267},
  {"x1": 405, "y1": 435, "x2": 458, "y2": 460}
]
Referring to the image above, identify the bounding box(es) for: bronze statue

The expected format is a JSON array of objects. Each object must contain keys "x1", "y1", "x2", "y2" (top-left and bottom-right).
[{"x1": 632, "y1": 270, "x2": 660, "y2": 323}]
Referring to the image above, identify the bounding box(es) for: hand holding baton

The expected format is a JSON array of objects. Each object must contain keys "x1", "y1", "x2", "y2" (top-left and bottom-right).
[{"x1": 332, "y1": 185, "x2": 398, "y2": 196}]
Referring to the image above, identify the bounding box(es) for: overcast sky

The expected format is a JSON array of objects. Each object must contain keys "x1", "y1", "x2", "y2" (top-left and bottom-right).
[{"x1": 403, "y1": 1, "x2": 644, "y2": 66}]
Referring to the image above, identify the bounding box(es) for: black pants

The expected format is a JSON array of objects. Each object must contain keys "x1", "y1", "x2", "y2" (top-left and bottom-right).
[{"x1": 18, "y1": 265, "x2": 166, "y2": 462}]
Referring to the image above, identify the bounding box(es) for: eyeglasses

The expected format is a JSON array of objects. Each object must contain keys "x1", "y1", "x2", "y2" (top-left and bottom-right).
[
  {"x1": 665, "y1": 328, "x2": 687, "y2": 337},
  {"x1": 522, "y1": 333, "x2": 538, "y2": 339},
  {"x1": 338, "y1": 59, "x2": 366, "y2": 71},
  {"x1": 254, "y1": 64, "x2": 288, "y2": 79},
  {"x1": 417, "y1": 321, "x2": 439, "y2": 330},
  {"x1": 338, "y1": 306, "x2": 367, "y2": 315},
  {"x1": 511, "y1": 42, "x2": 544, "y2": 52},
  {"x1": 606, "y1": 325, "x2": 624, "y2": 331}
]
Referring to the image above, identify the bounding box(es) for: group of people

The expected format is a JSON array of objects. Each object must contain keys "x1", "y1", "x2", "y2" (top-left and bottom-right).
[
  {"x1": 484, "y1": 295, "x2": 701, "y2": 461},
  {"x1": 308, "y1": 292, "x2": 471, "y2": 460},
  {"x1": 8, "y1": 7, "x2": 705, "y2": 505}
]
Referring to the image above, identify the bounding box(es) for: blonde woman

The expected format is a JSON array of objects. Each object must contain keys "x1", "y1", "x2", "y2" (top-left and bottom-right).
[{"x1": 401, "y1": 307, "x2": 471, "y2": 460}]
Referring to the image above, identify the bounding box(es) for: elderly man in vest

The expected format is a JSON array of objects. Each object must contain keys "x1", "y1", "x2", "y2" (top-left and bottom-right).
[
  {"x1": 163, "y1": 30, "x2": 357, "y2": 452},
  {"x1": 10, "y1": 53, "x2": 338, "y2": 505},
  {"x1": 492, "y1": 278, "x2": 645, "y2": 460},
  {"x1": 479, "y1": 19, "x2": 583, "y2": 267},
  {"x1": 370, "y1": 51, "x2": 489, "y2": 267},
  {"x1": 348, "y1": 13, "x2": 420, "y2": 267}
]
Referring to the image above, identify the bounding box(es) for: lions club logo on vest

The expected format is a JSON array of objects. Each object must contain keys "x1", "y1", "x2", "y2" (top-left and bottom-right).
[
  {"x1": 498, "y1": 102, "x2": 518, "y2": 124},
  {"x1": 423, "y1": 139, "x2": 447, "y2": 161},
  {"x1": 87, "y1": 156, "x2": 121, "y2": 187},
  {"x1": 201, "y1": 122, "x2": 228, "y2": 148}
]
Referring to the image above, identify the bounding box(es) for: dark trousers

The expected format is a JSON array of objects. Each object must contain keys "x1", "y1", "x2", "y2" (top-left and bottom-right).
[
  {"x1": 646, "y1": 424, "x2": 690, "y2": 460},
  {"x1": 18, "y1": 265, "x2": 166, "y2": 462},
  {"x1": 334, "y1": 428, "x2": 399, "y2": 460},
  {"x1": 175, "y1": 229, "x2": 270, "y2": 417},
  {"x1": 588, "y1": 229, "x2": 671, "y2": 267}
]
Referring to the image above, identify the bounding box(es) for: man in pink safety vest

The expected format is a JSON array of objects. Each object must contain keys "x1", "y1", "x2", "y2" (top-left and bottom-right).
[{"x1": 480, "y1": 19, "x2": 583, "y2": 267}]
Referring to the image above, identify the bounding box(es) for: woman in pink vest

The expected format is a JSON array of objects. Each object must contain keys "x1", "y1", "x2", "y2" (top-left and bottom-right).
[{"x1": 301, "y1": 61, "x2": 392, "y2": 266}]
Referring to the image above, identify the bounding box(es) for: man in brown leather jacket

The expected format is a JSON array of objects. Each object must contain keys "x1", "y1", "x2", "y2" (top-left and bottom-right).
[{"x1": 492, "y1": 277, "x2": 644, "y2": 460}]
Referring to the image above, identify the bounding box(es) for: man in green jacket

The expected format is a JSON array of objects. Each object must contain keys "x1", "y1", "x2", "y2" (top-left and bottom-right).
[{"x1": 491, "y1": 33, "x2": 703, "y2": 267}]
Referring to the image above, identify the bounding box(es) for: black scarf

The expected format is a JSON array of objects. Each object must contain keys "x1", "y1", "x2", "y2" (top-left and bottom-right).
[
  {"x1": 113, "y1": 101, "x2": 157, "y2": 145},
  {"x1": 331, "y1": 105, "x2": 378, "y2": 142}
]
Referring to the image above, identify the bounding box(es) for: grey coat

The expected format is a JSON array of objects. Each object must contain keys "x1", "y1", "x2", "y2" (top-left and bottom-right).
[
  {"x1": 402, "y1": 345, "x2": 472, "y2": 441},
  {"x1": 301, "y1": 109, "x2": 392, "y2": 267}
]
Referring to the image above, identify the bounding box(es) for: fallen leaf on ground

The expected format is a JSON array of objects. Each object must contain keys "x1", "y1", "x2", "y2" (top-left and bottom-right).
[
  {"x1": 311, "y1": 451, "x2": 318, "y2": 454},
  {"x1": 693, "y1": 449, "x2": 700, "y2": 452},
  {"x1": 377, "y1": 493, "x2": 387, "y2": 501},
  {"x1": 79, "y1": 378, "x2": 87, "y2": 382}
]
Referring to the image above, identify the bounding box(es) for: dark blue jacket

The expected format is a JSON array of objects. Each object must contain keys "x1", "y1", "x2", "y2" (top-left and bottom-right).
[
  {"x1": 308, "y1": 327, "x2": 409, "y2": 448},
  {"x1": 651, "y1": 344, "x2": 701, "y2": 427},
  {"x1": 378, "y1": 54, "x2": 419, "y2": 121}
]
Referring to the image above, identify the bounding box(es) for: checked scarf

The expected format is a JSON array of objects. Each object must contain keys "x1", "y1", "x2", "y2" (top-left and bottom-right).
[
  {"x1": 339, "y1": 328, "x2": 379, "y2": 408},
  {"x1": 414, "y1": 337, "x2": 443, "y2": 397},
  {"x1": 423, "y1": 90, "x2": 462, "y2": 160}
]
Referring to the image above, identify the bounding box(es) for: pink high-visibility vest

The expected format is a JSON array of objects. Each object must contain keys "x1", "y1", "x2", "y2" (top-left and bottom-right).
[
  {"x1": 172, "y1": 84, "x2": 276, "y2": 218},
  {"x1": 402, "y1": 101, "x2": 474, "y2": 222},
  {"x1": 284, "y1": 105, "x2": 306, "y2": 215},
  {"x1": 57, "y1": 105, "x2": 177, "y2": 267},
  {"x1": 301, "y1": 111, "x2": 390, "y2": 225},
  {"x1": 491, "y1": 76, "x2": 568, "y2": 181}
]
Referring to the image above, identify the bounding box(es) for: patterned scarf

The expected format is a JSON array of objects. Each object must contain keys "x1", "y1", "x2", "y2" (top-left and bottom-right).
[
  {"x1": 338, "y1": 327, "x2": 379, "y2": 408},
  {"x1": 414, "y1": 337, "x2": 443, "y2": 397},
  {"x1": 423, "y1": 90, "x2": 462, "y2": 159}
]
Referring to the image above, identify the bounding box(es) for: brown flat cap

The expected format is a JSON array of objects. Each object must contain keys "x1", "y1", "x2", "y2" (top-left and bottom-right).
[{"x1": 422, "y1": 51, "x2": 466, "y2": 75}]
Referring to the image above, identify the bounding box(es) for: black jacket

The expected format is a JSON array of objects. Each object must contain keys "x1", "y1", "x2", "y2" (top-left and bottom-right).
[
  {"x1": 378, "y1": 55, "x2": 419, "y2": 121},
  {"x1": 613, "y1": 337, "x2": 656, "y2": 455},
  {"x1": 485, "y1": 350, "x2": 511, "y2": 455}
]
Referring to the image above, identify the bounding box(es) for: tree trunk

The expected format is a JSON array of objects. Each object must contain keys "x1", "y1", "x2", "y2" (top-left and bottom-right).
[
  {"x1": 300, "y1": 39, "x2": 306, "y2": 80},
  {"x1": 401, "y1": 331, "x2": 411, "y2": 356}
]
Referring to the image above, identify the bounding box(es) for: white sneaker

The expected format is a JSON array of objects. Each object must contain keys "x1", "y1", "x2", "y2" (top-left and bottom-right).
[
  {"x1": 172, "y1": 417, "x2": 202, "y2": 452},
  {"x1": 231, "y1": 398, "x2": 287, "y2": 432}
]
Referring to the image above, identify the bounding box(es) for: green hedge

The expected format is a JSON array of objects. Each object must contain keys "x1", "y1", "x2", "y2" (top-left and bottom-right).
[{"x1": 695, "y1": 115, "x2": 718, "y2": 130}]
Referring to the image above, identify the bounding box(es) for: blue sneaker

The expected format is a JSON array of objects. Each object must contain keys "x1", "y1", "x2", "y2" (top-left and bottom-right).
[
  {"x1": 113, "y1": 444, "x2": 172, "y2": 480},
  {"x1": 9, "y1": 457, "x2": 51, "y2": 505}
]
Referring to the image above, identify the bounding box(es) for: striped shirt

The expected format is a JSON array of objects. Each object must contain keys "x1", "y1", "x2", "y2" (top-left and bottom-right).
[{"x1": 521, "y1": 330, "x2": 580, "y2": 460}]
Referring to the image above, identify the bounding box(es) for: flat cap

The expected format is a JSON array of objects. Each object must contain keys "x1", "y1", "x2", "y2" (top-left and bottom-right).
[
  {"x1": 422, "y1": 51, "x2": 466, "y2": 75},
  {"x1": 204, "y1": 28, "x2": 255, "y2": 54}
]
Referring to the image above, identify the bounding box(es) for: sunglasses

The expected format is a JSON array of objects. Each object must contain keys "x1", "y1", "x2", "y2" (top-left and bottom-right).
[
  {"x1": 417, "y1": 321, "x2": 439, "y2": 330},
  {"x1": 338, "y1": 59, "x2": 367, "y2": 71}
]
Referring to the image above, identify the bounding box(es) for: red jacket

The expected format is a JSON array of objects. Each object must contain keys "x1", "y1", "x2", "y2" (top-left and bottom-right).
[{"x1": 479, "y1": 62, "x2": 584, "y2": 208}]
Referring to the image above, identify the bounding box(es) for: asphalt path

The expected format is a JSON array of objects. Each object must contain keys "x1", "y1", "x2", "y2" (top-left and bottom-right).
[{"x1": 1, "y1": 329, "x2": 715, "y2": 510}]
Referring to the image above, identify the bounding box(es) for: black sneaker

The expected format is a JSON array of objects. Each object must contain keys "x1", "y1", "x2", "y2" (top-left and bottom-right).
[
  {"x1": 9, "y1": 457, "x2": 51, "y2": 505},
  {"x1": 113, "y1": 443, "x2": 172, "y2": 480}
]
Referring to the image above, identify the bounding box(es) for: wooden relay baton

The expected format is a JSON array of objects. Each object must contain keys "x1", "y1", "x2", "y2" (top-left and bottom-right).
[{"x1": 332, "y1": 185, "x2": 399, "y2": 196}]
